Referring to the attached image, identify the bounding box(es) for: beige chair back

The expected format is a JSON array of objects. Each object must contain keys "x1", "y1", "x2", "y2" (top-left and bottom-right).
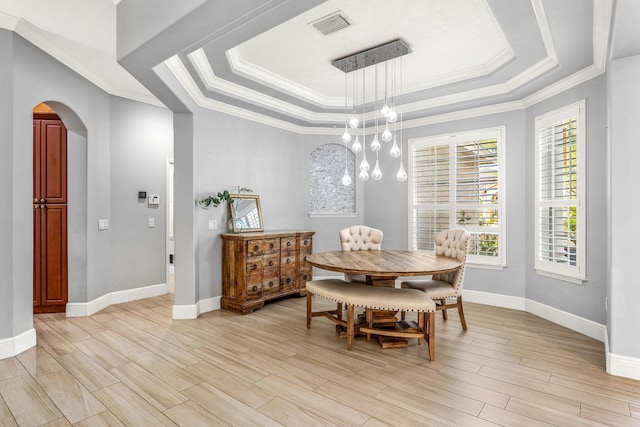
[
  {"x1": 432, "y1": 229, "x2": 470, "y2": 295},
  {"x1": 339, "y1": 225, "x2": 383, "y2": 251}
]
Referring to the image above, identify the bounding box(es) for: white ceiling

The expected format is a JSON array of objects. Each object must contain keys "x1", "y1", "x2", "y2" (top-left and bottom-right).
[{"x1": 0, "y1": 0, "x2": 620, "y2": 132}]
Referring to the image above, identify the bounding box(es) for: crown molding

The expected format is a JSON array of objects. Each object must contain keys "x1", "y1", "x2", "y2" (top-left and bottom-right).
[
  {"x1": 227, "y1": 47, "x2": 345, "y2": 108},
  {"x1": 189, "y1": 49, "x2": 343, "y2": 124},
  {"x1": 168, "y1": 0, "x2": 613, "y2": 134}
]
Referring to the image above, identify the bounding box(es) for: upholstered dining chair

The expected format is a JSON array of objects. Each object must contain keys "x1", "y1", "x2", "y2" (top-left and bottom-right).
[
  {"x1": 401, "y1": 228, "x2": 470, "y2": 330},
  {"x1": 339, "y1": 225, "x2": 383, "y2": 284}
]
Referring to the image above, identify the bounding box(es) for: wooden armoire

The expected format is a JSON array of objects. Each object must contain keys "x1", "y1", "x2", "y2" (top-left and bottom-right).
[{"x1": 33, "y1": 106, "x2": 68, "y2": 313}]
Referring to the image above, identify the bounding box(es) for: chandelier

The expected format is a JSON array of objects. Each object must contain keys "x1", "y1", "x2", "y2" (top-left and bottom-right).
[{"x1": 332, "y1": 39, "x2": 411, "y2": 185}]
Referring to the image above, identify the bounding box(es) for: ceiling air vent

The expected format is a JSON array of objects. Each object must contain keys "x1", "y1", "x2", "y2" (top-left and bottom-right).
[{"x1": 310, "y1": 11, "x2": 352, "y2": 36}]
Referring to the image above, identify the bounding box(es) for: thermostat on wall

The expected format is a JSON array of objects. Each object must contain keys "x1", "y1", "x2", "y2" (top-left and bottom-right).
[{"x1": 148, "y1": 195, "x2": 160, "y2": 205}]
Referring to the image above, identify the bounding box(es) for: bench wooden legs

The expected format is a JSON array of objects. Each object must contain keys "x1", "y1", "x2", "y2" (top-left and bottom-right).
[
  {"x1": 346, "y1": 304, "x2": 355, "y2": 350},
  {"x1": 307, "y1": 293, "x2": 436, "y2": 360},
  {"x1": 426, "y1": 311, "x2": 435, "y2": 361}
]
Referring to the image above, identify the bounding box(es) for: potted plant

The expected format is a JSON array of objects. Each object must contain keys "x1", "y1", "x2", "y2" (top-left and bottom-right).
[{"x1": 199, "y1": 186, "x2": 252, "y2": 231}]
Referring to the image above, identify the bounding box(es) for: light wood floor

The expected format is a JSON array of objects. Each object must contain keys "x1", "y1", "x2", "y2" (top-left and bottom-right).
[{"x1": 1, "y1": 294, "x2": 640, "y2": 426}]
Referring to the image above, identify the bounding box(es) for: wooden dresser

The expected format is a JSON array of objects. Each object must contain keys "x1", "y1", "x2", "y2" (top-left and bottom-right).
[{"x1": 220, "y1": 231, "x2": 314, "y2": 314}]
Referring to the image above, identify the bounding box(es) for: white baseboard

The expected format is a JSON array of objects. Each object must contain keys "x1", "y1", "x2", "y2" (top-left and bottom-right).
[
  {"x1": 66, "y1": 283, "x2": 169, "y2": 317},
  {"x1": 524, "y1": 299, "x2": 606, "y2": 342},
  {"x1": 172, "y1": 296, "x2": 221, "y2": 320},
  {"x1": 463, "y1": 289, "x2": 526, "y2": 311},
  {"x1": 0, "y1": 328, "x2": 36, "y2": 360}
]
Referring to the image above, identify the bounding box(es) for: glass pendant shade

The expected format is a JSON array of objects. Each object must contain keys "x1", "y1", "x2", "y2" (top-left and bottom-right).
[
  {"x1": 341, "y1": 167, "x2": 352, "y2": 186},
  {"x1": 359, "y1": 151, "x2": 370, "y2": 172},
  {"x1": 381, "y1": 101, "x2": 390, "y2": 117},
  {"x1": 396, "y1": 162, "x2": 408, "y2": 181},
  {"x1": 359, "y1": 169, "x2": 370, "y2": 181},
  {"x1": 348, "y1": 115, "x2": 359, "y2": 129},
  {"x1": 381, "y1": 124, "x2": 392, "y2": 142},
  {"x1": 341, "y1": 127, "x2": 351, "y2": 144},
  {"x1": 371, "y1": 134, "x2": 381, "y2": 152},
  {"x1": 387, "y1": 108, "x2": 398, "y2": 123},
  {"x1": 390, "y1": 136, "x2": 401, "y2": 158},
  {"x1": 351, "y1": 135, "x2": 362, "y2": 152},
  {"x1": 372, "y1": 159, "x2": 383, "y2": 180}
]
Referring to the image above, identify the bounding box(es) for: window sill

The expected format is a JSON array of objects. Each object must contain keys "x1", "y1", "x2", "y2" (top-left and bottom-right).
[
  {"x1": 308, "y1": 213, "x2": 358, "y2": 218},
  {"x1": 535, "y1": 268, "x2": 586, "y2": 285},
  {"x1": 467, "y1": 262, "x2": 506, "y2": 271}
]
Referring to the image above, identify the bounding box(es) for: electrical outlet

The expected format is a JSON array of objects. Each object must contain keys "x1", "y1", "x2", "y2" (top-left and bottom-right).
[
  {"x1": 208, "y1": 219, "x2": 217, "y2": 230},
  {"x1": 98, "y1": 219, "x2": 109, "y2": 230}
]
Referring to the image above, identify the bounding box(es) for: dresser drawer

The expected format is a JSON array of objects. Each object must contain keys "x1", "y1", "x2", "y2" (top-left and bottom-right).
[
  {"x1": 280, "y1": 271, "x2": 297, "y2": 292},
  {"x1": 262, "y1": 277, "x2": 280, "y2": 296},
  {"x1": 245, "y1": 258, "x2": 263, "y2": 274},
  {"x1": 300, "y1": 236, "x2": 312, "y2": 252},
  {"x1": 263, "y1": 238, "x2": 280, "y2": 255},
  {"x1": 246, "y1": 240, "x2": 264, "y2": 257},
  {"x1": 281, "y1": 237, "x2": 296, "y2": 252},
  {"x1": 263, "y1": 254, "x2": 279, "y2": 272},
  {"x1": 245, "y1": 277, "x2": 263, "y2": 300},
  {"x1": 299, "y1": 268, "x2": 312, "y2": 283},
  {"x1": 281, "y1": 253, "x2": 296, "y2": 268}
]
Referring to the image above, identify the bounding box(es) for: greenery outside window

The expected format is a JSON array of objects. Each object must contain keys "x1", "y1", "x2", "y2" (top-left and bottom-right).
[
  {"x1": 409, "y1": 127, "x2": 506, "y2": 268},
  {"x1": 534, "y1": 101, "x2": 586, "y2": 283}
]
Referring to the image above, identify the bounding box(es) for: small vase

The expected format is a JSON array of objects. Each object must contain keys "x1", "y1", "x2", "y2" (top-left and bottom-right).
[{"x1": 227, "y1": 218, "x2": 243, "y2": 232}]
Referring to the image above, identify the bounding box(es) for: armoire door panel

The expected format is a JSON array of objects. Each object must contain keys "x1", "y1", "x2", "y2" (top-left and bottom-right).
[
  {"x1": 41, "y1": 120, "x2": 67, "y2": 204},
  {"x1": 42, "y1": 205, "x2": 68, "y2": 304}
]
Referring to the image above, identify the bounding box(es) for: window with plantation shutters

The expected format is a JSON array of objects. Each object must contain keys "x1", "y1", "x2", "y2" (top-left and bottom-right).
[
  {"x1": 409, "y1": 127, "x2": 505, "y2": 267},
  {"x1": 535, "y1": 101, "x2": 585, "y2": 283}
]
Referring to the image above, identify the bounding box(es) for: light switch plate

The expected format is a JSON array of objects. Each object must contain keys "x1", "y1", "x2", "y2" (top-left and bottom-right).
[
  {"x1": 208, "y1": 219, "x2": 217, "y2": 230},
  {"x1": 98, "y1": 219, "x2": 109, "y2": 230},
  {"x1": 148, "y1": 218, "x2": 155, "y2": 228}
]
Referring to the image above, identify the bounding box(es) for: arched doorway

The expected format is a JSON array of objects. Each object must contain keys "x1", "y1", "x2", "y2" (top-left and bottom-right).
[
  {"x1": 32, "y1": 101, "x2": 88, "y2": 314},
  {"x1": 33, "y1": 103, "x2": 67, "y2": 313}
]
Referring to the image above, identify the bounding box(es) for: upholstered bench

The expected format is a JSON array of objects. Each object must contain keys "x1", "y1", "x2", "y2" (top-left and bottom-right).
[{"x1": 305, "y1": 279, "x2": 437, "y2": 360}]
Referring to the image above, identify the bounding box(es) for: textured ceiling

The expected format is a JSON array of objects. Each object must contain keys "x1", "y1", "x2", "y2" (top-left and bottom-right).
[{"x1": 0, "y1": 0, "x2": 617, "y2": 132}]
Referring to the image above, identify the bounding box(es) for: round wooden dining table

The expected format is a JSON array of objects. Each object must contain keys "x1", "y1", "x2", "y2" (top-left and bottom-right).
[
  {"x1": 305, "y1": 250, "x2": 462, "y2": 287},
  {"x1": 305, "y1": 250, "x2": 463, "y2": 348}
]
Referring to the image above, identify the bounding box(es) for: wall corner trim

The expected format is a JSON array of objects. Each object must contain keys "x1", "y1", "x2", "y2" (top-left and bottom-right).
[
  {"x1": 0, "y1": 328, "x2": 36, "y2": 360},
  {"x1": 608, "y1": 352, "x2": 640, "y2": 381},
  {"x1": 172, "y1": 296, "x2": 221, "y2": 319}
]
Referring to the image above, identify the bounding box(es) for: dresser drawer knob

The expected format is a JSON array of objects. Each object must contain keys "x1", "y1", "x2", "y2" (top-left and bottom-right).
[
  {"x1": 252, "y1": 285, "x2": 258, "y2": 292},
  {"x1": 269, "y1": 243, "x2": 274, "y2": 249},
  {"x1": 286, "y1": 278, "x2": 291, "y2": 283},
  {"x1": 268, "y1": 260, "x2": 273, "y2": 266},
  {"x1": 286, "y1": 258, "x2": 291, "y2": 264},
  {"x1": 253, "y1": 245, "x2": 259, "y2": 251},
  {"x1": 269, "y1": 281, "x2": 274, "y2": 287},
  {"x1": 251, "y1": 264, "x2": 258, "y2": 270},
  {"x1": 286, "y1": 241, "x2": 291, "y2": 247},
  {"x1": 303, "y1": 240, "x2": 309, "y2": 246}
]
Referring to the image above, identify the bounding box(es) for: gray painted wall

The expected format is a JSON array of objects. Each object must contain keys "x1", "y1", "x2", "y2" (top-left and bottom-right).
[
  {"x1": 194, "y1": 108, "x2": 305, "y2": 299},
  {"x1": 110, "y1": 97, "x2": 173, "y2": 292},
  {"x1": 524, "y1": 76, "x2": 608, "y2": 324},
  {"x1": 608, "y1": 55, "x2": 640, "y2": 357},
  {"x1": 1, "y1": 31, "x2": 15, "y2": 338},
  {"x1": 1, "y1": 30, "x2": 173, "y2": 341}
]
